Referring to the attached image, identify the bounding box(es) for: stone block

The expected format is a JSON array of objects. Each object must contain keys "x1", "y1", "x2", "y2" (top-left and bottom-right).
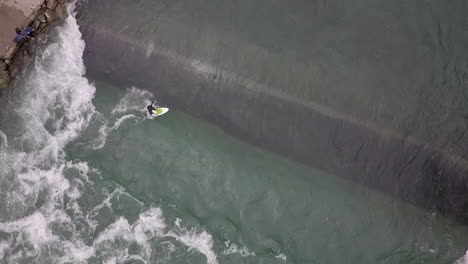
[
  {"x1": 32, "y1": 19, "x2": 41, "y2": 30},
  {"x1": 37, "y1": 23, "x2": 50, "y2": 34},
  {"x1": 46, "y1": 0, "x2": 58, "y2": 10},
  {"x1": 4, "y1": 46, "x2": 18, "y2": 60},
  {"x1": 55, "y1": 3, "x2": 67, "y2": 19},
  {"x1": 45, "y1": 9, "x2": 56, "y2": 22},
  {"x1": 0, "y1": 61, "x2": 6, "y2": 71},
  {"x1": 38, "y1": 14, "x2": 47, "y2": 23}
]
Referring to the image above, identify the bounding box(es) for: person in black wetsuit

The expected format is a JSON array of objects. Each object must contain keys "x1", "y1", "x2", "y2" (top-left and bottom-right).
[{"x1": 146, "y1": 101, "x2": 158, "y2": 115}]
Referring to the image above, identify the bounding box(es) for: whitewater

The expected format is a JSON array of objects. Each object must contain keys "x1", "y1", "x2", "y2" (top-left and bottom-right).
[
  {"x1": 1, "y1": 2, "x2": 468, "y2": 264},
  {"x1": 0, "y1": 4, "x2": 219, "y2": 264}
]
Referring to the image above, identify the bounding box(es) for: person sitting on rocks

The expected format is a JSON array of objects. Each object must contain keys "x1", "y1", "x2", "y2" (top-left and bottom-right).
[{"x1": 13, "y1": 27, "x2": 34, "y2": 44}]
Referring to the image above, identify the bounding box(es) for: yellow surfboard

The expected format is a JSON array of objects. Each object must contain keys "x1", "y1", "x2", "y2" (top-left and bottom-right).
[{"x1": 152, "y1": 107, "x2": 169, "y2": 117}]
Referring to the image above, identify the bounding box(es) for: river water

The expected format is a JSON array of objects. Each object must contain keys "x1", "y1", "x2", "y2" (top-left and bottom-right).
[{"x1": 0, "y1": 2, "x2": 468, "y2": 264}]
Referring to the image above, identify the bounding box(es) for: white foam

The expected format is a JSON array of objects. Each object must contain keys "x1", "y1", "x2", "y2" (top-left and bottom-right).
[
  {"x1": 89, "y1": 86, "x2": 154, "y2": 149},
  {"x1": 93, "y1": 208, "x2": 219, "y2": 264},
  {"x1": 168, "y1": 218, "x2": 218, "y2": 264},
  {"x1": 94, "y1": 217, "x2": 135, "y2": 244},
  {"x1": 112, "y1": 114, "x2": 137, "y2": 130},
  {"x1": 0, "y1": 3, "x2": 220, "y2": 264},
  {"x1": 275, "y1": 253, "x2": 287, "y2": 262},
  {"x1": 145, "y1": 41, "x2": 156, "y2": 58},
  {"x1": 456, "y1": 251, "x2": 468, "y2": 264},
  {"x1": 86, "y1": 186, "x2": 141, "y2": 232},
  {"x1": 111, "y1": 86, "x2": 154, "y2": 115},
  {"x1": 0, "y1": 3, "x2": 99, "y2": 262},
  {"x1": 0, "y1": 241, "x2": 10, "y2": 260},
  {"x1": 0, "y1": 130, "x2": 7, "y2": 149},
  {"x1": 132, "y1": 208, "x2": 167, "y2": 242},
  {"x1": 17, "y1": 6, "x2": 95, "y2": 149},
  {"x1": 92, "y1": 113, "x2": 138, "y2": 150},
  {"x1": 0, "y1": 211, "x2": 54, "y2": 244},
  {"x1": 223, "y1": 240, "x2": 256, "y2": 257},
  {"x1": 94, "y1": 208, "x2": 166, "y2": 261}
]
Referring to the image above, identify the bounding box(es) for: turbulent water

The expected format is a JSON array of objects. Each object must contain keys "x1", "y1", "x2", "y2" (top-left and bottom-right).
[{"x1": 1, "y1": 3, "x2": 468, "y2": 264}]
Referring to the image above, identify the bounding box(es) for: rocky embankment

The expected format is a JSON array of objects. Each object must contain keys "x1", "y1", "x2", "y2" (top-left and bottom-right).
[{"x1": 0, "y1": 0, "x2": 67, "y2": 93}]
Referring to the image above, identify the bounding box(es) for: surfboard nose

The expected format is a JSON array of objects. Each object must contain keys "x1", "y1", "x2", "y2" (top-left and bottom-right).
[{"x1": 153, "y1": 107, "x2": 169, "y2": 117}]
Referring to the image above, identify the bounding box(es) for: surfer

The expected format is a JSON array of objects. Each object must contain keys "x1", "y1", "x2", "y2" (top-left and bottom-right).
[
  {"x1": 146, "y1": 101, "x2": 158, "y2": 116},
  {"x1": 146, "y1": 100, "x2": 169, "y2": 117}
]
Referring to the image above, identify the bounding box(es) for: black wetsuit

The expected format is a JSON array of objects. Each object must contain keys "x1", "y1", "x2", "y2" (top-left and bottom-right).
[{"x1": 147, "y1": 101, "x2": 157, "y2": 115}]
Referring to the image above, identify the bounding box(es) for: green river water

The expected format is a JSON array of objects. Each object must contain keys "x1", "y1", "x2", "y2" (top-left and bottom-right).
[
  {"x1": 68, "y1": 78, "x2": 468, "y2": 264},
  {"x1": 0, "y1": 2, "x2": 468, "y2": 264}
]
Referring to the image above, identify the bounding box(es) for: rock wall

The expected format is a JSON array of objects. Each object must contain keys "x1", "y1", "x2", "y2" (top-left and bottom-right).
[{"x1": 0, "y1": 0, "x2": 68, "y2": 93}]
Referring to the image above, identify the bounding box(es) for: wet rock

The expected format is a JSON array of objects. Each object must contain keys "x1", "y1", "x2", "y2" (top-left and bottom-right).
[
  {"x1": 21, "y1": 46, "x2": 33, "y2": 58},
  {"x1": 38, "y1": 14, "x2": 47, "y2": 23},
  {"x1": 4, "y1": 46, "x2": 18, "y2": 60},
  {"x1": 0, "y1": 61, "x2": 6, "y2": 71},
  {"x1": 45, "y1": 9, "x2": 56, "y2": 22},
  {"x1": 0, "y1": 0, "x2": 68, "y2": 97},
  {"x1": 46, "y1": 0, "x2": 58, "y2": 10},
  {"x1": 55, "y1": 3, "x2": 67, "y2": 19},
  {"x1": 37, "y1": 23, "x2": 49, "y2": 34},
  {"x1": 32, "y1": 19, "x2": 41, "y2": 30},
  {"x1": 0, "y1": 71, "x2": 10, "y2": 91}
]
